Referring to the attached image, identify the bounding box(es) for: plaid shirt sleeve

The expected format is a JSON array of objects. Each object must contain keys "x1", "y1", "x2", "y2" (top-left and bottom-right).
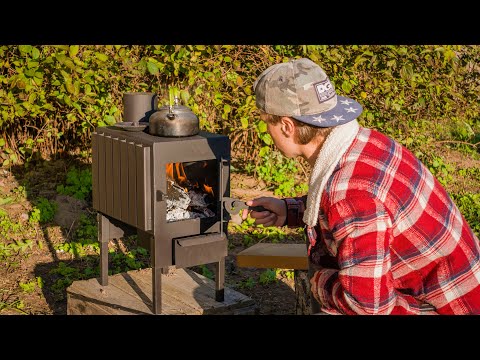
[
  {"x1": 283, "y1": 196, "x2": 307, "y2": 227},
  {"x1": 311, "y1": 195, "x2": 427, "y2": 315}
]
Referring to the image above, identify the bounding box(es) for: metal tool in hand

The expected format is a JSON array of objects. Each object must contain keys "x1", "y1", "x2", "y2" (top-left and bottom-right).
[{"x1": 223, "y1": 197, "x2": 268, "y2": 215}]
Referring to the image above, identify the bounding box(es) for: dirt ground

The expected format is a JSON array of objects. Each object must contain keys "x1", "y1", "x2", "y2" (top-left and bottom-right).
[{"x1": 0, "y1": 159, "x2": 305, "y2": 315}]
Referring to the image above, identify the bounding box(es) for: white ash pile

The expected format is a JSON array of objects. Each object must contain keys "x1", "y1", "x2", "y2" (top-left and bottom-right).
[{"x1": 166, "y1": 180, "x2": 215, "y2": 222}]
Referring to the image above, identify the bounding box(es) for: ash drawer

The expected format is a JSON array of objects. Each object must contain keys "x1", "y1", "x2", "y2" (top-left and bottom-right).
[{"x1": 174, "y1": 233, "x2": 227, "y2": 268}]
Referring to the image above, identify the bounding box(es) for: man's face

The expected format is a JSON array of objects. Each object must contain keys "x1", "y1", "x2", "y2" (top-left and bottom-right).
[{"x1": 266, "y1": 121, "x2": 295, "y2": 158}]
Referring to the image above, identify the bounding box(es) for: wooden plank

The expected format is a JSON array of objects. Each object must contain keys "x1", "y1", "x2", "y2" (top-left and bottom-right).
[
  {"x1": 132, "y1": 268, "x2": 254, "y2": 314},
  {"x1": 236, "y1": 243, "x2": 308, "y2": 270},
  {"x1": 119, "y1": 138, "x2": 129, "y2": 223},
  {"x1": 135, "y1": 144, "x2": 151, "y2": 231},
  {"x1": 67, "y1": 268, "x2": 257, "y2": 315},
  {"x1": 97, "y1": 133, "x2": 106, "y2": 213},
  {"x1": 91, "y1": 132, "x2": 99, "y2": 210},
  {"x1": 112, "y1": 270, "x2": 202, "y2": 315},
  {"x1": 67, "y1": 276, "x2": 152, "y2": 315},
  {"x1": 127, "y1": 141, "x2": 137, "y2": 227},
  {"x1": 104, "y1": 135, "x2": 114, "y2": 216},
  {"x1": 112, "y1": 137, "x2": 121, "y2": 220}
]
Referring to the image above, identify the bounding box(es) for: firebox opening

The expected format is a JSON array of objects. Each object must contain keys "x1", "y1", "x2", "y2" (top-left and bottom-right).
[{"x1": 165, "y1": 160, "x2": 219, "y2": 222}]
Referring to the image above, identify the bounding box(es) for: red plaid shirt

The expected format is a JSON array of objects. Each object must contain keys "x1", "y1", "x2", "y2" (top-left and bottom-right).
[{"x1": 285, "y1": 127, "x2": 480, "y2": 315}]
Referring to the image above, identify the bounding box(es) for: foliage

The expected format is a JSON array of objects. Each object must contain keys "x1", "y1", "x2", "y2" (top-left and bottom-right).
[
  {"x1": 55, "y1": 213, "x2": 98, "y2": 258},
  {"x1": 198, "y1": 264, "x2": 214, "y2": 280},
  {"x1": 0, "y1": 45, "x2": 479, "y2": 199},
  {"x1": 110, "y1": 245, "x2": 148, "y2": 273},
  {"x1": 250, "y1": 148, "x2": 307, "y2": 197},
  {"x1": 28, "y1": 196, "x2": 57, "y2": 224},
  {"x1": 259, "y1": 269, "x2": 277, "y2": 285},
  {"x1": 276, "y1": 269, "x2": 295, "y2": 280},
  {"x1": 49, "y1": 230, "x2": 150, "y2": 299},
  {"x1": 0, "y1": 210, "x2": 33, "y2": 260},
  {"x1": 56, "y1": 166, "x2": 92, "y2": 201},
  {"x1": 451, "y1": 192, "x2": 480, "y2": 237},
  {"x1": 0, "y1": 299, "x2": 27, "y2": 314},
  {"x1": 19, "y1": 280, "x2": 36, "y2": 293},
  {"x1": 237, "y1": 277, "x2": 256, "y2": 289}
]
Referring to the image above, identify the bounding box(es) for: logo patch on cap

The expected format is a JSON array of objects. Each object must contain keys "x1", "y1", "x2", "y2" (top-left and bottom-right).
[{"x1": 314, "y1": 79, "x2": 335, "y2": 103}]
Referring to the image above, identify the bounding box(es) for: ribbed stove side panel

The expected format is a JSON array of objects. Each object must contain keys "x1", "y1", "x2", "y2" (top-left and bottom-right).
[{"x1": 92, "y1": 130, "x2": 152, "y2": 231}]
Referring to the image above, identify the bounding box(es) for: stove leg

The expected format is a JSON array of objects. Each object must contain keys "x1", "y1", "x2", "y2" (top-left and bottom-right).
[
  {"x1": 152, "y1": 267, "x2": 162, "y2": 315},
  {"x1": 151, "y1": 237, "x2": 162, "y2": 315},
  {"x1": 98, "y1": 213, "x2": 109, "y2": 286},
  {"x1": 215, "y1": 260, "x2": 225, "y2": 302}
]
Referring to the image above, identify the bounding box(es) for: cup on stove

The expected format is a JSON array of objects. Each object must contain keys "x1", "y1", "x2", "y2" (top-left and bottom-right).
[{"x1": 123, "y1": 92, "x2": 158, "y2": 125}]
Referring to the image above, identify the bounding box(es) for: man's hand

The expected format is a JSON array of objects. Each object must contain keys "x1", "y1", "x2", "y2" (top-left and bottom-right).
[{"x1": 241, "y1": 196, "x2": 287, "y2": 227}]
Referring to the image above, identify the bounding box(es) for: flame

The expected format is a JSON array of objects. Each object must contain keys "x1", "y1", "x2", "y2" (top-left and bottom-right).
[
  {"x1": 166, "y1": 163, "x2": 188, "y2": 185},
  {"x1": 203, "y1": 184, "x2": 214, "y2": 197},
  {"x1": 175, "y1": 163, "x2": 187, "y2": 184},
  {"x1": 166, "y1": 163, "x2": 174, "y2": 180},
  {"x1": 166, "y1": 162, "x2": 215, "y2": 197}
]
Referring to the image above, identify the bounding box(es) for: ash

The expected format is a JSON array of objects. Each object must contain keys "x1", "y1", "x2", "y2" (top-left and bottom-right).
[{"x1": 166, "y1": 180, "x2": 215, "y2": 222}]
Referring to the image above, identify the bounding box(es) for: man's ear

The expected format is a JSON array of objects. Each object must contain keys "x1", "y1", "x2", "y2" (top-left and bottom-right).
[{"x1": 280, "y1": 117, "x2": 296, "y2": 137}]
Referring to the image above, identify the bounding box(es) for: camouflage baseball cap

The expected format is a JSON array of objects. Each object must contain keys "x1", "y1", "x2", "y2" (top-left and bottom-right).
[{"x1": 253, "y1": 58, "x2": 363, "y2": 127}]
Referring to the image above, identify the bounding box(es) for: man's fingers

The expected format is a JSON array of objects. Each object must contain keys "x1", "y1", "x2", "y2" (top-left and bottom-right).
[{"x1": 253, "y1": 212, "x2": 277, "y2": 226}]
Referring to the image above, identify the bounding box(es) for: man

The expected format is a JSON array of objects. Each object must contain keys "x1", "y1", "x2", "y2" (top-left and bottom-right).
[{"x1": 242, "y1": 57, "x2": 480, "y2": 315}]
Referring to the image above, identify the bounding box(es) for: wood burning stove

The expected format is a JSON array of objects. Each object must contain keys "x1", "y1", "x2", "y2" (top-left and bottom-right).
[{"x1": 91, "y1": 126, "x2": 231, "y2": 314}]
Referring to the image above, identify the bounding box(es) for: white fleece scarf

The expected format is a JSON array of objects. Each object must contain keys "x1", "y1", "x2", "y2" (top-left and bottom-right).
[{"x1": 302, "y1": 119, "x2": 360, "y2": 227}]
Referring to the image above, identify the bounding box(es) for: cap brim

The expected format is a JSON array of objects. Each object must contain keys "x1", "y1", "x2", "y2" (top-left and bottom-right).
[{"x1": 291, "y1": 96, "x2": 363, "y2": 127}]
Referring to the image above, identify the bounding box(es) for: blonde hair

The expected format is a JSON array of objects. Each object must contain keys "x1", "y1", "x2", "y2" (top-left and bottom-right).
[{"x1": 259, "y1": 111, "x2": 333, "y2": 145}]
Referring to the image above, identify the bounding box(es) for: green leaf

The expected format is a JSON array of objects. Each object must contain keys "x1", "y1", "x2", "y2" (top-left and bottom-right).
[
  {"x1": 104, "y1": 115, "x2": 116, "y2": 125},
  {"x1": 28, "y1": 93, "x2": 37, "y2": 104},
  {"x1": 0, "y1": 139, "x2": 5, "y2": 147},
  {"x1": 64, "y1": 95, "x2": 72, "y2": 106},
  {"x1": 146, "y1": 61, "x2": 158, "y2": 75},
  {"x1": 341, "y1": 81, "x2": 352, "y2": 94},
  {"x1": 66, "y1": 81, "x2": 75, "y2": 94},
  {"x1": 179, "y1": 90, "x2": 189, "y2": 105},
  {"x1": 0, "y1": 197, "x2": 13, "y2": 205},
  {"x1": 18, "y1": 45, "x2": 32, "y2": 55},
  {"x1": 27, "y1": 60, "x2": 39, "y2": 69},
  {"x1": 69, "y1": 45, "x2": 79, "y2": 58},
  {"x1": 259, "y1": 146, "x2": 270, "y2": 157},
  {"x1": 31, "y1": 47, "x2": 40, "y2": 59},
  {"x1": 257, "y1": 120, "x2": 267, "y2": 133},
  {"x1": 95, "y1": 52, "x2": 108, "y2": 62},
  {"x1": 56, "y1": 53, "x2": 67, "y2": 64},
  {"x1": 241, "y1": 118, "x2": 249, "y2": 129},
  {"x1": 36, "y1": 276, "x2": 44, "y2": 289}
]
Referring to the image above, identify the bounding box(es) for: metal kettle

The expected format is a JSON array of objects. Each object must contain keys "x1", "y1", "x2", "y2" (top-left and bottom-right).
[{"x1": 149, "y1": 96, "x2": 199, "y2": 137}]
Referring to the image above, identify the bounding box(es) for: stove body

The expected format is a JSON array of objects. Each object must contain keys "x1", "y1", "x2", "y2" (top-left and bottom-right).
[{"x1": 91, "y1": 126, "x2": 231, "y2": 314}]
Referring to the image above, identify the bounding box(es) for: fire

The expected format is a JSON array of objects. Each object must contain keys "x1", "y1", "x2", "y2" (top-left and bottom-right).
[
  {"x1": 166, "y1": 162, "x2": 214, "y2": 197},
  {"x1": 166, "y1": 163, "x2": 188, "y2": 185},
  {"x1": 203, "y1": 184, "x2": 214, "y2": 197}
]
